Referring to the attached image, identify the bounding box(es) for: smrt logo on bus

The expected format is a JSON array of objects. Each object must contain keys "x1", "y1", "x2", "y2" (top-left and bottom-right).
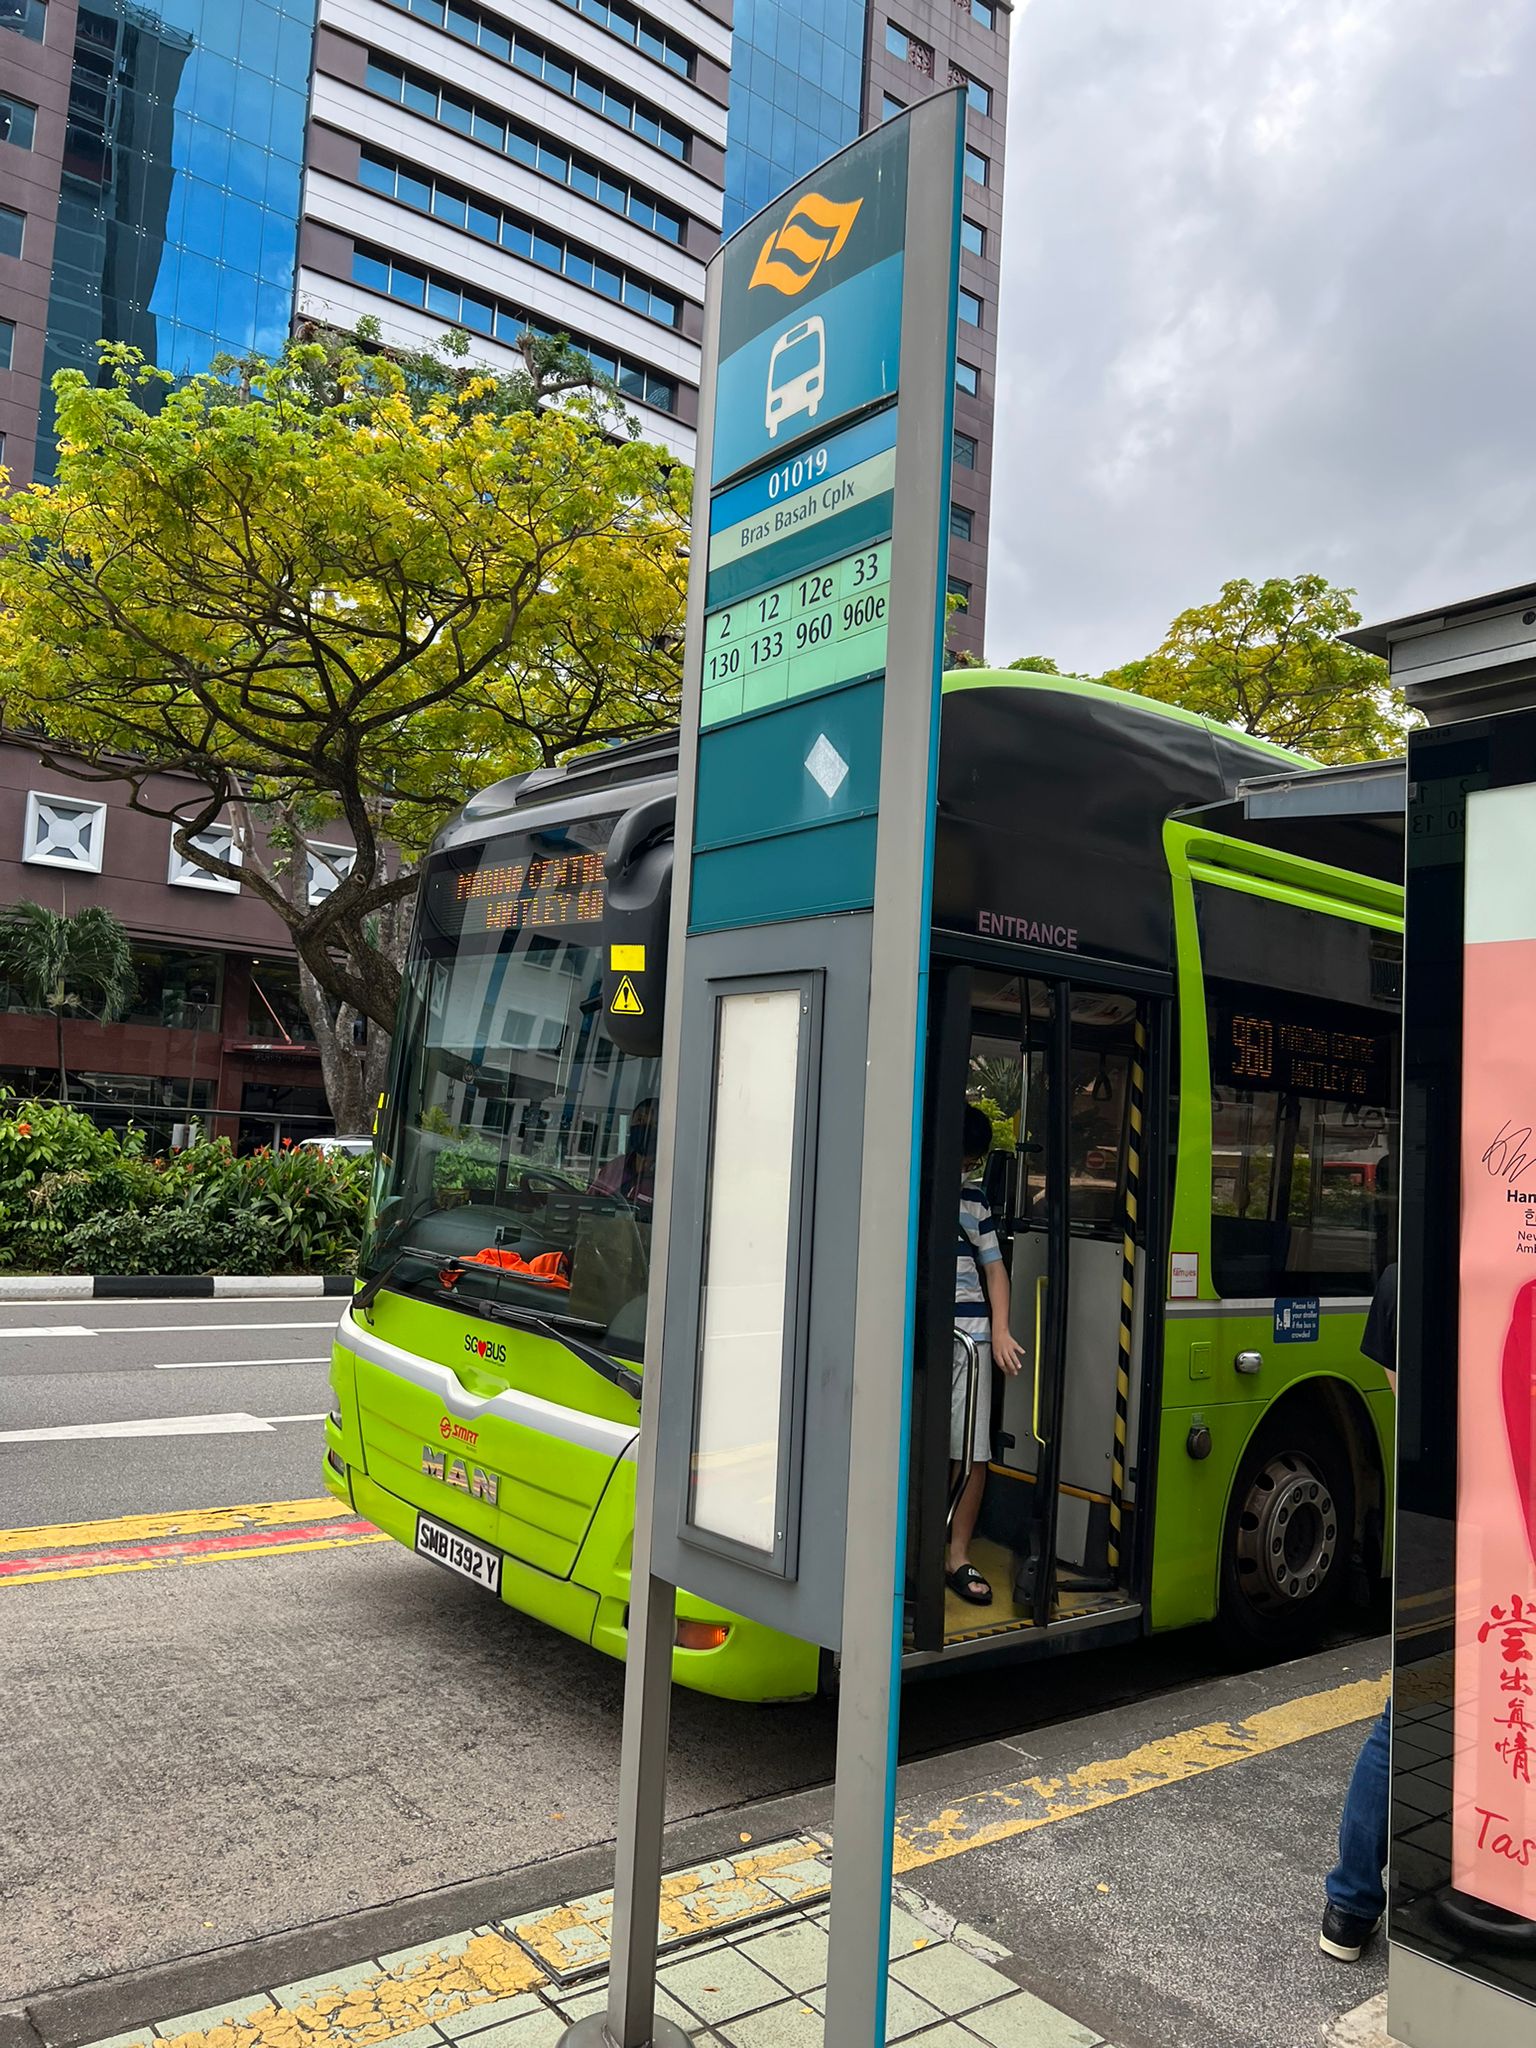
[
  {"x1": 421, "y1": 1446, "x2": 499, "y2": 1504},
  {"x1": 464, "y1": 1334, "x2": 507, "y2": 1364},
  {"x1": 438, "y1": 1416, "x2": 479, "y2": 1445}
]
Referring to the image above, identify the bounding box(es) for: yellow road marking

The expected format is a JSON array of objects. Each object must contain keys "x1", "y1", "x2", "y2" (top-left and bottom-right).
[
  {"x1": 147, "y1": 1930, "x2": 547, "y2": 2048},
  {"x1": 2, "y1": 1532, "x2": 389, "y2": 1588},
  {"x1": 890, "y1": 1670, "x2": 1389, "y2": 1873},
  {"x1": 0, "y1": 1496, "x2": 352, "y2": 1553},
  {"x1": 89, "y1": 1672, "x2": 1385, "y2": 2047}
]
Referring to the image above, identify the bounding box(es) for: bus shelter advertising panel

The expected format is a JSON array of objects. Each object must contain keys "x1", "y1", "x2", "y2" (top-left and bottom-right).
[{"x1": 1456, "y1": 784, "x2": 1536, "y2": 1913}]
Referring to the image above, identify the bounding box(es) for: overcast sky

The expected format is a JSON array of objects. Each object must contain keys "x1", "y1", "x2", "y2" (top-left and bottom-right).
[{"x1": 988, "y1": 0, "x2": 1536, "y2": 672}]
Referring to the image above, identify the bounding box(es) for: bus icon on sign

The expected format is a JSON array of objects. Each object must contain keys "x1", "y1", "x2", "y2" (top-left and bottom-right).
[{"x1": 766, "y1": 316, "x2": 826, "y2": 438}]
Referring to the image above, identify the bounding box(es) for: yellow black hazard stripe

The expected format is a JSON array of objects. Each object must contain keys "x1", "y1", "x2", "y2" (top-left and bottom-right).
[{"x1": 1108, "y1": 1016, "x2": 1147, "y2": 1572}]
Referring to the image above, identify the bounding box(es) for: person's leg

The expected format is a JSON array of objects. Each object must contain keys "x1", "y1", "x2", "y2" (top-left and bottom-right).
[
  {"x1": 1324, "y1": 1700, "x2": 1391, "y2": 1935},
  {"x1": 947, "y1": 1460, "x2": 987, "y2": 1571}
]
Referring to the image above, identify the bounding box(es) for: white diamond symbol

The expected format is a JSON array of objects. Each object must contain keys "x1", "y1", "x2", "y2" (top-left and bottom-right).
[{"x1": 805, "y1": 734, "x2": 850, "y2": 800}]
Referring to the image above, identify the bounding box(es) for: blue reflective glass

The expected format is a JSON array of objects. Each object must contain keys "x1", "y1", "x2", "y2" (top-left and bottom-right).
[
  {"x1": 468, "y1": 201, "x2": 498, "y2": 241},
  {"x1": 501, "y1": 219, "x2": 532, "y2": 259},
  {"x1": 478, "y1": 22, "x2": 510, "y2": 59},
  {"x1": 397, "y1": 168, "x2": 431, "y2": 210},
  {"x1": 440, "y1": 91, "x2": 473, "y2": 133},
  {"x1": 216, "y1": 262, "x2": 259, "y2": 337},
  {"x1": 404, "y1": 76, "x2": 437, "y2": 115},
  {"x1": 461, "y1": 291, "x2": 493, "y2": 333},
  {"x1": 961, "y1": 217, "x2": 984, "y2": 256},
  {"x1": 955, "y1": 360, "x2": 979, "y2": 394},
  {"x1": 427, "y1": 279, "x2": 459, "y2": 319},
  {"x1": 432, "y1": 187, "x2": 467, "y2": 229},
  {"x1": 219, "y1": 193, "x2": 264, "y2": 262},
  {"x1": 473, "y1": 110, "x2": 505, "y2": 148},
  {"x1": 354, "y1": 249, "x2": 390, "y2": 293},
  {"x1": 192, "y1": 54, "x2": 237, "y2": 128},
  {"x1": 358, "y1": 152, "x2": 394, "y2": 195},
  {"x1": 964, "y1": 147, "x2": 987, "y2": 184},
  {"x1": 884, "y1": 21, "x2": 906, "y2": 56},
  {"x1": 958, "y1": 288, "x2": 981, "y2": 326},
  {"x1": 966, "y1": 79, "x2": 990, "y2": 115},
  {"x1": 239, "y1": 4, "x2": 279, "y2": 69}
]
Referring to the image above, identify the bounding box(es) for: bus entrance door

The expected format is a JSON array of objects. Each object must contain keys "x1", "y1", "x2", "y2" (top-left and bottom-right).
[
  {"x1": 907, "y1": 968, "x2": 1152, "y2": 1655},
  {"x1": 998, "y1": 979, "x2": 1148, "y2": 1626}
]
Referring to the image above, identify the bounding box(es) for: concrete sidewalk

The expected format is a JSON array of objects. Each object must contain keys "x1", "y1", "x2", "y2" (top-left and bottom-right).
[{"x1": 6, "y1": 1642, "x2": 1392, "y2": 2048}]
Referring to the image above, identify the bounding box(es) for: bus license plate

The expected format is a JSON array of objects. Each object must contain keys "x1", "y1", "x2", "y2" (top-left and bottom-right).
[{"x1": 415, "y1": 1514, "x2": 502, "y2": 1595}]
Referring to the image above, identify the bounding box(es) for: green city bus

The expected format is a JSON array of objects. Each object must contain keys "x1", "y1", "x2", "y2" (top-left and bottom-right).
[{"x1": 324, "y1": 672, "x2": 1403, "y2": 1701}]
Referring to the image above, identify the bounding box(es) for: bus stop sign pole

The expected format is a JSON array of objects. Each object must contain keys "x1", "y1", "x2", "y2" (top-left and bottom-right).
[{"x1": 562, "y1": 89, "x2": 964, "y2": 2048}]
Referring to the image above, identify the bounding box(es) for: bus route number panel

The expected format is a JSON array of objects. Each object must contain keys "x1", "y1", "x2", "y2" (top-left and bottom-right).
[{"x1": 700, "y1": 542, "x2": 891, "y2": 731}]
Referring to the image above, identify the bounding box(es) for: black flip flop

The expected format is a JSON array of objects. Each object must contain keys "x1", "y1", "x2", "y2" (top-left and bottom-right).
[{"x1": 946, "y1": 1563, "x2": 993, "y2": 1606}]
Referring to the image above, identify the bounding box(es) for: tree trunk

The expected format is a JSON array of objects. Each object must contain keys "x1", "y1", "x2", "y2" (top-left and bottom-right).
[
  {"x1": 54, "y1": 1010, "x2": 68, "y2": 1104},
  {"x1": 294, "y1": 888, "x2": 411, "y2": 1134}
]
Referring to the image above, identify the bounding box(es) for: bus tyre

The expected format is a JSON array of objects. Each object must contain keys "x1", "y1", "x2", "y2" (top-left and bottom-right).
[{"x1": 1217, "y1": 1411, "x2": 1353, "y2": 1660}]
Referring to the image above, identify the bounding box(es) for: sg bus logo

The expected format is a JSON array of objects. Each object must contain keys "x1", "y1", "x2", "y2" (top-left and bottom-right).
[
  {"x1": 464, "y1": 1333, "x2": 507, "y2": 1364},
  {"x1": 750, "y1": 192, "x2": 862, "y2": 297}
]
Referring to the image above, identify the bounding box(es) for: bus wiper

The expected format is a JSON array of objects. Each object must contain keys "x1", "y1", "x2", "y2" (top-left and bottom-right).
[
  {"x1": 528, "y1": 1318, "x2": 643, "y2": 1404},
  {"x1": 471, "y1": 1294, "x2": 643, "y2": 1404},
  {"x1": 354, "y1": 1244, "x2": 437, "y2": 1318}
]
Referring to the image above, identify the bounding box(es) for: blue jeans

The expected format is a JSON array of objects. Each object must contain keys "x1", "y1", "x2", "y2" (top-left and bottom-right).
[{"x1": 1326, "y1": 1700, "x2": 1391, "y2": 1923}]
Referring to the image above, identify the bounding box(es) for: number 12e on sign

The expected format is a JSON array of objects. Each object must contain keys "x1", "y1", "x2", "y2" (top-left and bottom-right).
[{"x1": 701, "y1": 543, "x2": 890, "y2": 730}]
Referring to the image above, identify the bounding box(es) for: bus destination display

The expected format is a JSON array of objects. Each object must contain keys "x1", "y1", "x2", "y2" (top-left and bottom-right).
[
  {"x1": 445, "y1": 848, "x2": 607, "y2": 935},
  {"x1": 700, "y1": 541, "x2": 890, "y2": 730},
  {"x1": 1210, "y1": 997, "x2": 1393, "y2": 1105}
]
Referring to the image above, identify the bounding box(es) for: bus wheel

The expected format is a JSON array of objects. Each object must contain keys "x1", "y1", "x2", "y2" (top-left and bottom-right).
[{"x1": 1217, "y1": 1412, "x2": 1353, "y2": 1659}]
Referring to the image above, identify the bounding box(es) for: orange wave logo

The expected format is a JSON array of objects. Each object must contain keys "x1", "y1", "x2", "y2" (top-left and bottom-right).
[{"x1": 749, "y1": 192, "x2": 864, "y2": 295}]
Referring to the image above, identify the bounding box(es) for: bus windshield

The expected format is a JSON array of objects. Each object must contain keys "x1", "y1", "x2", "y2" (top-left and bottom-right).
[{"x1": 366, "y1": 818, "x2": 659, "y2": 1353}]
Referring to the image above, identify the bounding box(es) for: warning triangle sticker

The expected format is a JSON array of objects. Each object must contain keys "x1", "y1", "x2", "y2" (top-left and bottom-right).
[{"x1": 611, "y1": 976, "x2": 645, "y2": 1016}]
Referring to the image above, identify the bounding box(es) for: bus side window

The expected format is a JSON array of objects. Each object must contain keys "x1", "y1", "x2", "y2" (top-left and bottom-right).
[{"x1": 1196, "y1": 885, "x2": 1400, "y2": 1300}]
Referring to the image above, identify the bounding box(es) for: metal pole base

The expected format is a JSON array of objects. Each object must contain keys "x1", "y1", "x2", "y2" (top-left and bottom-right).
[{"x1": 557, "y1": 2015, "x2": 692, "y2": 2048}]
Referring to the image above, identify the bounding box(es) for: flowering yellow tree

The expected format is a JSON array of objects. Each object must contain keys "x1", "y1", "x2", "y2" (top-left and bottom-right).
[{"x1": 0, "y1": 340, "x2": 689, "y2": 1119}]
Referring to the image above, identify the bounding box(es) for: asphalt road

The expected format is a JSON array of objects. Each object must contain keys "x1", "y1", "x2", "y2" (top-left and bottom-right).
[
  {"x1": 0, "y1": 1297, "x2": 1374, "y2": 2013},
  {"x1": 0, "y1": 1297, "x2": 337, "y2": 1525}
]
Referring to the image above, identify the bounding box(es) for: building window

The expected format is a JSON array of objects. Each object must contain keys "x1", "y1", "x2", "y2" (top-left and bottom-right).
[
  {"x1": 0, "y1": 0, "x2": 46, "y2": 40},
  {"x1": 956, "y1": 359, "x2": 979, "y2": 395},
  {"x1": 885, "y1": 19, "x2": 933, "y2": 73},
  {"x1": 0, "y1": 91, "x2": 37, "y2": 148},
  {"x1": 306, "y1": 843, "x2": 357, "y2": 906},
  {"x1": 0, "y1": 205, "x2": 24, "y2": 259},
  {"x1": 124, "y1": 948, "x2": 224, "y2": 1030},
  {"x1": 358, "y1": 145, "x2": 683, "y2": 327},
  {"x1": 954, "y1": 74, "x2": 991, "y2": 117},
  {"x1": 948, "y1": 577, "x2": 971, "y2": 610},
  {"x1": 964, "y1": 147, "x2": 988, "y2": 186},
  {"x1": 362, "y1": 57, "x2": 688, "y2": 243},
  {"x1": 950, "y1": 503, "x2": 974, "y2": 541},
  {"x1": 953, "y1": 429, "x2": 976, "y2": 468},
  {"x1": 23, "y1": 792, "x2": 106, "y2": 873},
  {"x1": 881, "y1": 92, "x2": 905, "y2": 121},
  {"x1": 958, "y1": 288, "x2": 982, "y2": 327},
  {"x1": 168, "y1": 823, "x2": 243, "y2": 893},
  {"x1": 970, "y1": 0, "x2": 995, "y2": 26},
  {"x1": 0, "y1": 318, "x2": 13, "y2": 371},
  {"x1": 352, "y1": 242, "x2": 680, "y2": 414},
  {"x1": 376, "y1": 1, "x2": 691, "y2": 159},
  {"x1": 404, "y1": 0, "x2": 695, "y2": 78},
  {"x1": 961, "y1": 217, "x2": 984, "y2": 258}
]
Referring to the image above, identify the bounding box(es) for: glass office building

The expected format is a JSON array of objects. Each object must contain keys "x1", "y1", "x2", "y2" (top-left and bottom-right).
[
  {"x1": 721, "y1": 0, "x2": 865, "y2": 234},
  {"x1": 0, "y1": 0, "x2": 316, "y2": 482}
]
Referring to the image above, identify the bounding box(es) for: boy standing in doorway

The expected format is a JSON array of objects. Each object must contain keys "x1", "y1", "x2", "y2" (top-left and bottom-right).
[{"x1": 949, "y1": 1103, "x2": 1025, "y2": 1605}]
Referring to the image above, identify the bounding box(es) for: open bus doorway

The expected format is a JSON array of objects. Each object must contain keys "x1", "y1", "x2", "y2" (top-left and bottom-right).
[{"x1": 909, "y1": 964, "x2": 1158, "y2": 1656}]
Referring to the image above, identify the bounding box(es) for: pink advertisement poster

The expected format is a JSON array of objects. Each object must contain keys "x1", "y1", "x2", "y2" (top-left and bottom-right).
[{"x1": 1455, "y1": 783, "x2": 1536, "y2": 1909}]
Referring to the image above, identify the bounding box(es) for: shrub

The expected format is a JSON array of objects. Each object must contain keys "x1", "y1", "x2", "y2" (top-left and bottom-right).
[{"x1": 1, "y1": 1095, "x2": 368, "y2": 1274}]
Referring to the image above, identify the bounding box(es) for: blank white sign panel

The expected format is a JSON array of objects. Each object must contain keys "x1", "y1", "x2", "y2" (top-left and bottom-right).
[{"x1": 691, "y1": 987, "x2": 802, "y2": 1552}]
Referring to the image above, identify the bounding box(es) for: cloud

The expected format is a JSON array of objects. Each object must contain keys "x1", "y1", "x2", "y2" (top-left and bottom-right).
[{"x1": 987, "y1": 0, "x2": 1536, "y2": 673}]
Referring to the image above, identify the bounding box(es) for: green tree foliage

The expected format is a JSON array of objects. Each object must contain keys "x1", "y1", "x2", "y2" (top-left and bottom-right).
[
  {"x1": 1097, "y1": 574, "x2": 1408, "y2": 763},
  {"x1": 1007, "y1": 654, "x2": 1061, "y2": 674},
  {"x1": 0, "y1": 903, "x2": 134, "y2": 1102},
  {"x1": 0, "y1": 339, "x2": 690, "y2": 1053}
]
